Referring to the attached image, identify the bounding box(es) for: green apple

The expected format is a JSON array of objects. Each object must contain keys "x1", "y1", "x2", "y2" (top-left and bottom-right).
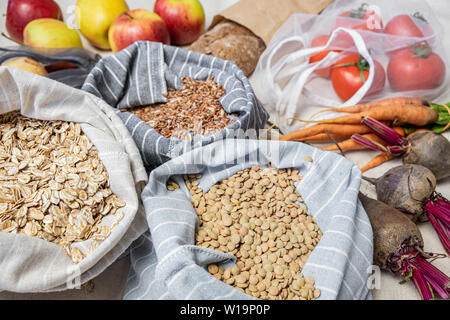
[
  {"x1": 23, "y1": 19, "x2": 83, "y2": 48},
  {"x1": 76, "y1": 0, "x2": 129, "y2": 50}
]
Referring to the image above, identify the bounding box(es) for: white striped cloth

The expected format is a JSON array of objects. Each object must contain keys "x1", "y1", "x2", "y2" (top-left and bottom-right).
[
  {"x1": 0, "y1": 67, "x2": 148, "y2": 293},
  {"x1": 81, "y1": 41, "x2": 269, "y2": 171},
  {"x1": 124, "y1": 139, "x2": 374, "y2": 300}
]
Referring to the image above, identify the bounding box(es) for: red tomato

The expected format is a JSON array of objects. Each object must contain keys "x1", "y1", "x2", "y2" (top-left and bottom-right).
[
  {"x1": 331, "y1": 54, "x2": 386, "y2": 101},
  {"x1": 309, "y1": 35, "x2": 343, "y2": 78},
  {"x1": 335, "y1": 3, "x2": 383, "y2": 32},
  {"x1": 387, "y1": 42, "x2": 446, "y2": 92},
  {"x1": 385, "y1": 14, "x2": 424, "y2": 37}
]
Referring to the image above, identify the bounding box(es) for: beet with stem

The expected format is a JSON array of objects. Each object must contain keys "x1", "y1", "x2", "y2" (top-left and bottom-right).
[
  {"x1": 352, "y1": 117, "x2": 450, "y2": 180},
  {"x1": 364, "y1": 164, "x2": 450, "y2": 255},
  {"x1": 364, "y1": 164, "x2": 436, "y2": 222},
  {"x1": 359, "y1": 193, "x2": 450, "y2": 300},
  {"x1": 359, "y1": 193, "x2": 423, "y2": 268}
]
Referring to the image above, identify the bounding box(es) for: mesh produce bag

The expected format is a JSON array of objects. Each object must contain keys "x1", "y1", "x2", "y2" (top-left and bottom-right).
[
  {"x1": 82, "y1": 41, "x2": 269, "y2": 171},
  {"x1": 0, "y1": 67, "x2": 148, "y2": 293},
  {"x1": 251, "y1": 0, "x2": 449, "y2": 133},
  {"x1": 123, "y1": 139, "x2": 373, "y2": 300}
]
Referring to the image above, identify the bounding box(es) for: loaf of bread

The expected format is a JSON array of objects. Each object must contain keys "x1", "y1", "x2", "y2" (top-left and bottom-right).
[{"x1": 188, "y1": 20, "x2": 266, "y2": 77}]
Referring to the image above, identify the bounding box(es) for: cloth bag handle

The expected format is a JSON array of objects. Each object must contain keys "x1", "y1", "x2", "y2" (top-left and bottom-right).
[{"x1": 261, "y1": 27, "x2": 375, "y2": 124}]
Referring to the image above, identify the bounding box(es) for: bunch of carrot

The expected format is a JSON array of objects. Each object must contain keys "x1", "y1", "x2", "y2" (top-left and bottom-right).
[{"x1": 276, "y1": 97, "x2": 447, "y2": 172}]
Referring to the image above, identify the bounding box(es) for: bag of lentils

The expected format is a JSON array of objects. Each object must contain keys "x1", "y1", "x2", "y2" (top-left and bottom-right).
[
  {"x1": 82, "y1": 41, "x2": 269, "y2": 171},
  {"x1": 0, "y1": 67, "x2": 147, "y2": 293},
  {"x1": 123, "y1": 139, "x2": 373, "y2": 300}
]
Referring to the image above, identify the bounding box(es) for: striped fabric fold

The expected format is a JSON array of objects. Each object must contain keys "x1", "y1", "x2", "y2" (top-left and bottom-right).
[
  {"x1": 124, "y1": 139, "x2": 374, "y2": 300},
  {"x1": 82, "y1": 41, "x2": 269, "y2": 171}
]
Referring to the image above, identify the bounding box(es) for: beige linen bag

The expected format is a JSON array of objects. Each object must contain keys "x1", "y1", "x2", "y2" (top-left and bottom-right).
[{"x1": 0, "y1": 67, "x2": 148, "y2": 293}]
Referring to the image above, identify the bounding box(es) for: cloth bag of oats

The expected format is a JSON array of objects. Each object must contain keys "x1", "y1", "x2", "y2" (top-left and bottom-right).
[
  {"x1": 0, "y1": 67, "x2": 148, "y2": 293},
  {"x1": 81, "y1": 41, "x2": 269, "y2": 171},
  {"x1": 124, "y1": 139, "x2": 373, "y2": 300}
]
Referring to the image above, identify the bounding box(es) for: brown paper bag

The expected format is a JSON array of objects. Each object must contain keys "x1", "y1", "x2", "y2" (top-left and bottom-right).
[
  {"x1": 210, "y1": 0, "x2": 335, "y2": 44},
  {"x1": 189, "y1": 0, "x2": 334, "y2": 77}
]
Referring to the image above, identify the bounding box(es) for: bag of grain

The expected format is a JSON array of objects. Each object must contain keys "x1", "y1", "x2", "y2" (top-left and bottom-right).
[
  {"x1": 81, "y1": 41, "x2": 269, "y2": 171},
  {"x1": 123, "y1": 139, "x2": 373, "y2": 300},
  {"x1": 0, "y1": 66, "x2": 147, "y2": 293}
]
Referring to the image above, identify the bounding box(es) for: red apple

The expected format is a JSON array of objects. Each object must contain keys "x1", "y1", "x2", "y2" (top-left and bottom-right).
[
  {"x1": 154, "y1": 0, "x2": 205, "y2": 46},
  {"x1": 6, "y1": 0, "x2": 63, "y2": 43},
  {"x1": 108, "y1": 9, "x2": 171, "y2": 52}
]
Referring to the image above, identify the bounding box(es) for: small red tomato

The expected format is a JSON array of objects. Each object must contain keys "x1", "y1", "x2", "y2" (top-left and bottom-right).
[
  {"x1": 385, "y1": 13, "x2": 426, "y2": 38},
  {"x1": 335, "y1": 3, "x2": 383, "y2": 32},
  {"x1": 309, "y1": 35, "x2": 343, "y2": 78},
  {"x1": 331, "y1": 54, "x2": 386, "y2": 101},
  {"x1": 387, "y1": 42, "x2": 446, "y2": 92}
]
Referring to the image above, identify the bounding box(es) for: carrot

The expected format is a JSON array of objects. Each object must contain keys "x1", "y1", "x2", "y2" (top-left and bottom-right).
[
  {"x1": 318, "y1": 97, "x2": 424, "y2": 114},
  {"x1": 307, "y1": 105, "x2": 438, "y2": 127},
  {"x1": 293, "y1": 132, "x2": 363, "y2": 142},
  {"x1": 322, "y1": 133, "x2": 385, "y2": 151},
  {"x1": 278, "y1": 123, "x2": 375, "y2": 141},
  {"x1": 292, "y1": 133, "x2": 337, "y2": 142},
  {"x1": 322, "y1": 127, "x2": 405, "y2": 151},
  {"x1": 361, "y1": 153, "x2": 393, "y2": 172}
]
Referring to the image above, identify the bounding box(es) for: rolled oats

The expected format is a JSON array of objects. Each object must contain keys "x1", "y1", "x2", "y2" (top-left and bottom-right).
[{"x1": 0, "y1": 112, "x2": 126, "y2": 263}]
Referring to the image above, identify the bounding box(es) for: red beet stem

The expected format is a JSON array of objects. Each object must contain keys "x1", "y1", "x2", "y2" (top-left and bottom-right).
[
  {"x1": 412, "y1": 254, "x2": 450, "y2": 299},
  {"x1": 351, "y1": 133, "x2": 388, "y2": 153},
  {"x1": 388, "y1": 246, "x2": 450, "y2": 300},
  {"x1": 361, "y1": 116, "x2": 408, "y2": 147},
  {"x1": 411, "y1": 269, "x2": 434, "y2": 300},
  {"x1": 424, "y1": 195, "x2": 450, "y2": 255},
  {"x1": 353, "y1": 117, "x2": 408, "y2": 155},
  {"x1": 387, "y1": 145, "x2": 406, "y2": 155},
  {"x1": 351, "y1": 134, "x2": 405, "y2": 156},
  {"x1": 423, "y1": 273, "x2": 449, "y2": 299},
  {"x1": 426, "y1": 212, "x2": 450, "y2": 255},
  {"x1": 436, "y1": 197, "x2": 450, "y2": 213},
  {"x1": 425, "y1": 200, "x2": 450, "y2": 226}
]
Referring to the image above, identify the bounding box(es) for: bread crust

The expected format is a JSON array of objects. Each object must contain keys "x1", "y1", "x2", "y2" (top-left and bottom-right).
[{"x1": 189, "y1": 20, "x2": 265, "y2": 77}]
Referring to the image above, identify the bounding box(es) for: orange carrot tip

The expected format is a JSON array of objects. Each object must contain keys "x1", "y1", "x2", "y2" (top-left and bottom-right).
[{"x1": 360, "y1": 153, "x2": 393, "y2": 173}]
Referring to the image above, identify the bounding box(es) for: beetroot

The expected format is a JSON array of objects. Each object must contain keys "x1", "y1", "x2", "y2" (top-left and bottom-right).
[
  {"x1": 359, "y1": 193, "x2": 423, "y2": 268},
  {"x1": 365, "y1": 164, "x2": 436, "y2": 222},
  {"x1": 365, "y1": 163, "x2": 450, "y2": 255},
  {"x1": 403, "y1": 131, "x2": 450, "y2": 180},
  {"x1": 359, "y1": 193, "x2": 450, "y2": 300}
]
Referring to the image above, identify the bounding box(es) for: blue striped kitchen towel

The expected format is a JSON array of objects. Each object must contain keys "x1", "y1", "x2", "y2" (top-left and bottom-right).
[
  {"x1": 124, "y1": 139, "x2": 374, "y2": 300},
  {"x1": 82, "y1": 41, "x2": 269, "y2": 171}
]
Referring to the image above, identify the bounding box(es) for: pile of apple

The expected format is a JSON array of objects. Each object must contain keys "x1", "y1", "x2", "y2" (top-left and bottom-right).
[
  {"x1": 5, "y1": 0, "x2": 206, "y2": 52},
  {"x1": 6, "y1": 0, "x2": 81, "y2": 48}
]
